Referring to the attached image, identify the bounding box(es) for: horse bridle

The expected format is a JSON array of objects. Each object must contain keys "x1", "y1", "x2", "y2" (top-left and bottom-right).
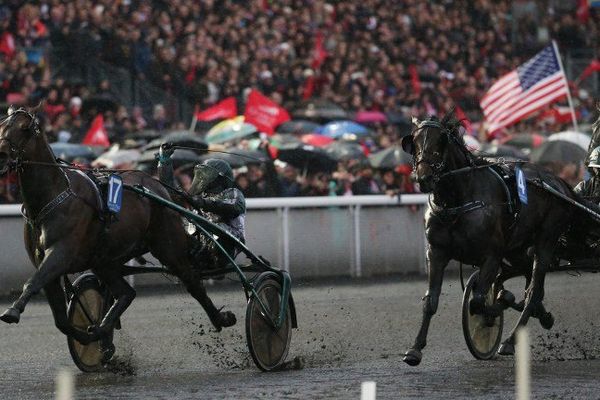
[
  {"x1": 412, "y1": 119, "x2": 473, "y2": 183},
  {"x1": 0, "y1": 109, "x2": 42, "y2": 169}
]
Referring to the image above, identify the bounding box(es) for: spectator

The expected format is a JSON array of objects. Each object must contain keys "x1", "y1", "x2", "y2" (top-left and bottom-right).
[{"x1": 351, "y1": 164, "x2": 382, "y2": 195}]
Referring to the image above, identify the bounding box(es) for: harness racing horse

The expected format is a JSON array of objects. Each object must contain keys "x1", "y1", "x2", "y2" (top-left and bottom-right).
[
  {"x1": 0, "y1": 107, "x2": 236, "y2": 357},
  {"x1": 400, "y1": 113, "x2": 575, "y2": 366}
]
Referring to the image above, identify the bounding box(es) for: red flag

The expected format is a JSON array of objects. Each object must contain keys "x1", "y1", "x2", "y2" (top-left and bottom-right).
[
  {"x1": 577, "y1": 0, "x2": 590, "y2": 23},
  {"x1": 195, "y1": 97, "x2": 237, "y2": 121},
  {"x1": 577, "y1": 59, "x2": 600, "y2": 83},
  {"x1": 537, "y1": 106, "x2": 579, "y2": 125},
  {"x1": 0, "y1": 32, "x2": 15, "y2": 58},
  {"x1": 244, "y1": 89, "x2": 290, "y2": 135},
  {"x1": 311, "y1": 30, "x2": 327, "y2": 69},
  {"x1": 454, "y1": 105, "x2": 473, "y2": 134},
  {"x1": 82, "y1": 114, "x2": 110, "y2": 147},
  {"x1": 408, "y1": 65, "x2": 421, "y2": 96},
  {"x1": 302, "y1": 75, "x2": 315, "y2": 100}
]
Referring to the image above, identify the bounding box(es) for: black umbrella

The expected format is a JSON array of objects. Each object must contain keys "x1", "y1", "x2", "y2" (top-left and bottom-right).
[
  {"x1": 325, "y1": 141, "x2": 367, "y2": 162},
  {"x1": 277, "y1": 119, "x2": 322, "y2": 135},
  {"x1": 199, "y1": 149, "x2": 270, "y2": 169},
  {"x1": 292, "y1": 99, "x2": 349, "y2": 123},
  {"x1": 277, "y1": 143, "x2": 337, "y2": 173},
  {"x1": 50, "y1": 142, "x2": 105, "y2": 162},
  {"x1": 368, "y1": 146, "x2": 412, "y2": 169},
  {"x1": 144, "y1": 130, "x2": 208, "y2": 152},
  {"x1": 477, "y1": 143, "x2": 528, "y2": 161},
  {"x1": 529, "y1": 140, "x2": 586, "y2": 164},
  {"x1": 385, "y1": 112, "x2": 413, "y2": 136},
  {"x1": 137, "y1": 148, "x2": 202, "y2": 168}
]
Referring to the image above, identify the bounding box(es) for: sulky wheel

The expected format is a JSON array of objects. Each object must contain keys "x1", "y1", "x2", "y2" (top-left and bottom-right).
[
  {"x1": 462, "y1": 270, "x2": 503, "y2": 360},
  {"x1": 67, "y1": 274, "x2": 114, "y2": 373},
  {"x1": 245, "y1": 273, "x2": 292, "y2": 371}
]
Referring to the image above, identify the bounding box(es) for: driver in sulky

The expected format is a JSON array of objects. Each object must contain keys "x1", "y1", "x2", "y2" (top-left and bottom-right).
[
  {"x1": 574, "y1": 146, "x2": 600, "y2": 202},
  {"x1": 156, "y1": 142, "x2": 246, "y2": 269}
]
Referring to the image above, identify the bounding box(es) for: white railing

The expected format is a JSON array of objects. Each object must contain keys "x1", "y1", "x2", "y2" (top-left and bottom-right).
[
  {"x1": 247, "y1": 194, "x2": 428, "y2": 275},
  {"x1": 0, "y1": 194, "x2": 429, "y2": 289}
]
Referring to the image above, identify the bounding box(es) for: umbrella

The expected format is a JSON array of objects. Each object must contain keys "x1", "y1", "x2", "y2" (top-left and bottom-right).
[
  {"x1": 529, "y1": 140, "x2": 587, "y2": 164},
  {"x1": 144, "y1": 130, "x2": 208, "y2": 152},
  {"x1": 320, "y1": 120, "x2": 370, "y2": 139},
  {"x1": 199, "y1": 149, "x2": 269, "y2": 169},
  {"x1": 354, "y1": 111, "x2": 387, "y2": 124},
  {"x1": 477, "y1": 143, "x2": 528, "y2": 160},
  {"x1": 276, "y1": 143, "x2": 337, "y2": 173},
  {"x1": 277, "y1": 120, "x2": 321, "y2": 135},
  {"x1": 205, "y1": 116, "x2": 258, "y2": 144},
  {"x1": 269, "y1": 133, "x2": 301, "y2": 148},
  {"x1": 325, "y1": 141, "x2": 367, "y2": 162},
  {"x1": 50, "y1": 142, "x2": 105, "y2": 162},
  {"x1": 292, "y1": 99, "x2": 349, "y2": 122},
  {"x1": 548, "y1": 131, "x2": 591, "y2": 151},
  {"x1": 137, "y1": 148, "x2": 202, "y2": 168},
  {"x1": 368, "y1": 146, "x2": 412, "y2": 169},
  {"x1": 499, "y1": 133, "x2": 546, "y2": 151},
  {"x1": 93, "y1": 149, "x2": 141, "y2": 168},
  {"x1": 301, "y1": 133, "x2": 334, "y2": 148}
]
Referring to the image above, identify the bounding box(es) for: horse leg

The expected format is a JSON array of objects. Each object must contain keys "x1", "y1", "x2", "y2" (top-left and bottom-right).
[
  {"x1": 85, "y1": 266, "x2": 136, "y2": 361},
  {"x1": 44, "y1": 278, "x2": 95, "y2": 345},
  {"x1": 168, "y1": 259, "x2": 236, "y2": 331},
  {"x1": 0, "y1": 247, "x2": 72, "y2": 323},
  {"x1": 403, "y1": 246, "x2": 450, "y2": 366},
  {"x1": 498, "y1": 246, "x2": 551, "y2": 355},
  {"x1": 89, "y1": 266, "x2": 135, "y2": 336},
  {"x1": 469, "y1": 256, "x2": 501, "y2": 316}
]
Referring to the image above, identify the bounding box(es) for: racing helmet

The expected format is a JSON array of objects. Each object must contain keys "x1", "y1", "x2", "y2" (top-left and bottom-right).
[
  {"x1": 588, "y1": 146, "x2": 600, "y2": 169},
  {"x1": 190, "y1": 158, "x2": 234, "y2": 194}
]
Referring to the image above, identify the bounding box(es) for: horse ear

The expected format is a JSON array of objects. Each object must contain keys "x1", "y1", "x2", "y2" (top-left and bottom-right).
[
  {"x1": 7, "y1": 105, "x2": 15, "y2": 116},
  {"x1": 30, "y1": 101, "x2": 44, "y2": 114},
  {"x1": 401, "y1": 135, "x2": 414, "y2": 154},
  {"x1": 411, "y1": 116, "x2": 420, "y2": 126}
]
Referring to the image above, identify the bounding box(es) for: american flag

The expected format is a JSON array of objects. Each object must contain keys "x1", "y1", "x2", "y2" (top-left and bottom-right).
[{"x1": 480, "y1": 43, "x2": 569, "y2": 135}]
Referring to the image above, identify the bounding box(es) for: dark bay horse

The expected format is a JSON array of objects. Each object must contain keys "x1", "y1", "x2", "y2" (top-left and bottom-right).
[
  {"x1": 0, "y1": 107, "x2": 236, "y2": 352},
  {"x1": 400, "y1": 113, "x2": 575, "y2": 366}
]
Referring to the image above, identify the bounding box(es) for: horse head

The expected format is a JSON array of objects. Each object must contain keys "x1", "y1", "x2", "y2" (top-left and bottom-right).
[
  {"x1": 0, "y1": 106, "x2": 43, "y2": 175},
  {"x1": 401, "y1": 113, "x2": 469, "y2": 193}
]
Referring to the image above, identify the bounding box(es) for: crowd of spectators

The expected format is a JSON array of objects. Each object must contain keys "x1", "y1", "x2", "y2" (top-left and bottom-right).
[{"x1": 0, "y1": 0, "x2": 598, "y2": 203}]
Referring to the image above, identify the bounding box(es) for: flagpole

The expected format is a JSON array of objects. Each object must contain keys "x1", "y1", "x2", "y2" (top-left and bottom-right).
[
  {"x1": 190, "y1": 106, "x2": 198, "y2": 133},
  {"x1": 552, "y1": 40, "x2": 579, "y2": 131}
]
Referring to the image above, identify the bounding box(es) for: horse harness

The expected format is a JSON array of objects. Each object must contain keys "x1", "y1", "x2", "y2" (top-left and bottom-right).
[
  {"x1": 0, "y1": 109, "x2": 105, "y2": 228},
  {"x1": 427, "y1": 164, "x2": 520, "y2": 228},
  {"x1": 413, "y1": 120, "x2": 519, "y2": 228}
]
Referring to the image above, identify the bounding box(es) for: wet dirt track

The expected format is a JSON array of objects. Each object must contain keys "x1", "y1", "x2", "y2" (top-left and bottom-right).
[{"x1": 1, "y1": 273, "x2": 600, "y2": 399}]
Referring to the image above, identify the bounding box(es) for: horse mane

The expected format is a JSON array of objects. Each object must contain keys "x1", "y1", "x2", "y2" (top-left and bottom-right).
[{"x1": 433, "y1": 110, "x2": 489, "y2": 167}]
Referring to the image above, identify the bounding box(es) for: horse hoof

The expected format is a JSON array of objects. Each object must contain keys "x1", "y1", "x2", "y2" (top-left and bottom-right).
[
  {"x1": 219, "y1": 311, "x2": 237, "y2": 328},
  {"x1": 498, "y1": 342, "x2": 515, "y2": 356},
  {"x1": 539, "y1": 312, "x2": 554, "y2": 330},
  {"x1": 402, "y1": 348, "x2": 422, "y2": 366},
  {"x1": 102, "y1": 342, "x2": 115, "y2": 364},
  {"x1": 497, "y1": 289, "x2": 515, "y2": 306},
  {"x1": 0, "y1": 307, "x2": 20, "y2": 324}
]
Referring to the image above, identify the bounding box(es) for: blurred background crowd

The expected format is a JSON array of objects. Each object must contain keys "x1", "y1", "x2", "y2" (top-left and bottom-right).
[{"x1": 0, "y1": 0, "x2": 598, "y2": 203}]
